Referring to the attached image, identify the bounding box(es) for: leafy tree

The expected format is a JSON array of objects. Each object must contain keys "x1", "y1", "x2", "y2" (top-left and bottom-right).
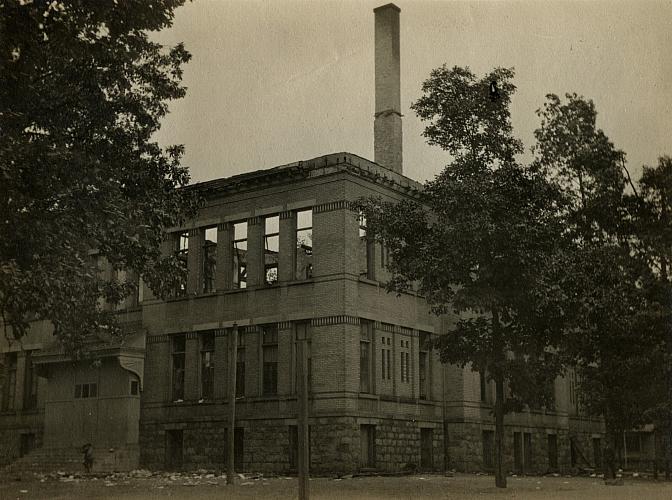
[
  {"x1": 632, "y1": 156, "x2": 672, "y2": 477},
  {"x1": 0, "y1": 0, "x2": 197, "y2": 354},
  {"x1": 533, "y1": 94, "x2": 666, "y2": 479},
  {"x1": 358, "y1": 66, "x2": 566, "y2": 488}
]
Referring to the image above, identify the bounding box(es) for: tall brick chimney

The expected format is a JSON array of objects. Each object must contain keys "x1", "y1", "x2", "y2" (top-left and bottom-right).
[{"x1": 374, "y1": 3, "x2": 402, "y2": 174}]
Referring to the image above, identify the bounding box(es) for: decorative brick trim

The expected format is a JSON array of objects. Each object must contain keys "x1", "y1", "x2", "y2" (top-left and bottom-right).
[
  {"x1": 247, "y1": 216, "x2": 262, "y2": 226},
  {"x1": 217, "y1": 222, "x2": 229, "y2": 231},
  {"x1": 214, "y1": 329, "x2": 228, "y2": 338},
  {"x1": 186, "y1": 332, "x2": 198, "y2": 340},
  {"x1": 278, "y1": 321, "x2": 292, "y2": 330},
  {"x1": 313, "y1": 200, "x2": 354, "y2": 214},
  {"x1": 146, "y1": 334, "x2": 170, "y2": 345},
  {"x1": 188, "y1": 228, "x2": 199, "y2": 237},
  {"x1": 311, "y1": 315, "x2": 360, "y2": 327},
  {"x1": 242, "y1": 325, "x2": 259, "y2": 334},
  {"x1": 279, "y1": 210, "x2": 294, "y2": 220}
]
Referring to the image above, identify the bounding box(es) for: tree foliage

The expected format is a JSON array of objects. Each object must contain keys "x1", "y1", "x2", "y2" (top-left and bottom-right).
[
  {"x1": 0, "y1": 0, "x2": 198, "y2": 354},
  {"x1": 359, "y1": 66, "x2": 566, "y2": 488}
]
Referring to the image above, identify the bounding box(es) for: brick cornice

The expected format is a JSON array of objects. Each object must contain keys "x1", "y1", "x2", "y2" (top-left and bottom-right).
[
  {"x1": 147, "y1": 334, "x2": 170, "y2": 345},
  {"x1": 311, "y1": 315, "x2": 360, "y2": 327}
]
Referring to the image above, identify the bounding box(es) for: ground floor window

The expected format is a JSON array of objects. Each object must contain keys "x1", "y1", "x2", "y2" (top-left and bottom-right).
[
  {"x1": 548, "y1": 434, "x2": 558, "y2": 470},
  {"x1": 224, "y1": 427, "x2": 245, "y2": 470},
  {"x1": 514, "y1": 431, "x2": 533, "y2": 474},
  {"x1": 482, "y1": 430, "x2": 494, "y2": 469},
  {"x1": 360, "y1": 424, "x2": 376, "y2": 469},
  {"x1": 288, "y1": 425, "x2": 312, "y2": 471},
  {"x1": 420, "y1": 428, "x2": 433, "y2": 469},
  {"x1": 593, "y1": 438, "x2": 602, "y2": 469},
  {"x1": 165, "y1": 429, "x2": 183, "y2": 470}
]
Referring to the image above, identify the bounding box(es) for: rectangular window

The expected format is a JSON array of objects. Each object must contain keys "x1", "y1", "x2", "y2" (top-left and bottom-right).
[
  {"x1": 625, "y1": 432, "x2": 641, "y2": 453},
  {"x1": 165, "y1": 429, "x2": 183, "y2": 471},
  {"x1": 420, "y1": 428, "x2": 434, "y2": 469},
  {"x1": 175, "y1": 231, "x2": 189, "y2": 296},
  {"x1": 172, "y1": 335, "x2": 186, "y2": 401},
  {"x1": 358, "y1": 213, "x2": 373, "y2": 279},
  {"x1": 380, "y1": 336, "x2": 392, "y2": 381},
  {"x1": 202, "y1": 227, "x2": 217, "y2": 293},
  {"x1": 295, "y1": 322, "x2": 312, "y2": 393},
  {"x1": 74, "y1": 382, "x2": 97, "y2": 399},
  {"x1": 360, "y1": 321, "x2": 372, "y2": 393},
  {"x1": 592, "y1": 438, "x2": 602, "y2": 469},
  {"x1": 360, "y1": 424, "x2": 376, "y2": 468},
  {"x1": 548, "y1": 434, "x2": 558, "y2": 470},
  {"x1": 23, "y1": 351, "x2": 38, "y2": 410},
  {"x1": 200, "y1": 332, "x2": 215, "y2": 400},
  {"x1": 2, "y1": 353, "x2": 17, "y2": 411},
  {"x1": 130, "y1": 379, "x2": 140, "y2": 396},
  {"x1": 236, "y1": 332, "x2": 245, "y2": 397},
  {"x1": 482, "y1": 430, "x2": 495, "y2": 469},
  {"x1": 264, "y1": 216, "x2": 279, "y2": 285},
  {"x1": 295, "y1": 209, "x2": 313, "y2": 280},
  {"x1": 262, "y1": 325, "x2": 278, "y2": 395},
  {"x1": 400, "y1": 340, "x2": 410, "y2": 383},
  {"x1": 419, "y1": 352, "x2": 428, "y2": 399},
  {"x1": 232, "y1": 222, "x2": 248, "y2": 289}
]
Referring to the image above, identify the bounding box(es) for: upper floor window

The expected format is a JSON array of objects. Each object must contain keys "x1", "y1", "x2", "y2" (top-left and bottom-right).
[
  {"x1": 202, "y1": 227, "x2": 217, "y2": 293},
  {"x1": 419, "y1": 332, "x2": 430, "y2": 400},
  {"x1": 236, "y1": 331, "x2": 245, "y2": 397},
  {"x1": 295, "y1": 210, "x2": 313, "y2": 280},
  {"x1": 175, "y1": 231, "x2": 189, "y2": 296},
  {"x1": 232, "y1": 222, "x2": 248, "y2": 289},
  {"x1": 264, "y1": 216, "x2": 279, "y2": 285},
  {"x1": 359, "y1": 213, "x2": 373, "y2": 279}
]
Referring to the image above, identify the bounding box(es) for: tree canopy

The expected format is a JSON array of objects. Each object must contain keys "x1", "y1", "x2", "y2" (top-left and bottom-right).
[{"x1": 0, "y1": 0, "x2": 197, "y2": 354}]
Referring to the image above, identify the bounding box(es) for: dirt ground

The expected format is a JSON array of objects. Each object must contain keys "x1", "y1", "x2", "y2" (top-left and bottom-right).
[{"x1": 1, "y1": 472, "x2": 672, "y2": 500}]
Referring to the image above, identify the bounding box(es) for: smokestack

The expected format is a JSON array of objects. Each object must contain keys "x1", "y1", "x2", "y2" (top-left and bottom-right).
[{"x1": 374, "y1": 3, "x2": 402, "y2": 174}]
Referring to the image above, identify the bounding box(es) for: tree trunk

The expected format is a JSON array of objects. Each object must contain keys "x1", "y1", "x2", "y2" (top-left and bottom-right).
[
  {"x1": 492, "y1": 307, "x2": 507, "y2": 488},
  {"x1": 494, "y1": 371, "x2": 507, "y2": 488},
  {"x1": 603, "y1": 430, "x2": 617, "y2": 482}
]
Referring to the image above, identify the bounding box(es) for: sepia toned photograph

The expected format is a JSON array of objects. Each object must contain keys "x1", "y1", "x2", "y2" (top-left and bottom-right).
[{"x1": 1, "y1": 1, "x2": 671, "y2": 498}]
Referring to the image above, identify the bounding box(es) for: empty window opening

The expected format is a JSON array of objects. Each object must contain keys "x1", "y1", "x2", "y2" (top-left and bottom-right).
[
  {"x1": 236, "y1": 332, "x2": 245, "y2": 398},
  {"x1": 201, "y1": 332, "x2": 215, "y2": 400},
  {"x1": 360, "y1": 321, "x2": 373, "y2": 393},
  {"x1": 358, "y1": 213, "x2": 373, "y2": 279},
  {"x1": 172, "y1": 335, "x2": 186, "y2": 401},
  {"x1": 20, "y1": 433, "x2": 35, "y2": 458},
  {"x1": 75, "y1": 382, "x2": 97, "y2": 399},
  {"x1": 295, "y1": 210, "x2": 313, "y2": 279},
  {"x1": 232, "y1": 222, "x2": 248, "y2": 289},
  {"x1": 175, "y1": 231, "x2": 189, "y2": 296},
  {"x1": 262, "y1": 325, "x2": 278, "y2": 395},
  {"x1": 130, "y1": 379, "x2": 140, "y2": 396},
  {"x1": 264, "y1": 216, "x2": 279, "y2": 285},
  {"x1": 202, "y1": 227, "x2": 217, "y2": 293},
  {"x1": 165, "y1": 429, "x2": 183, "y2": 471},
  {"x1": 482, "y1": 430, "x2": 495, "y2": 469},
  {"x1": 421, "y1": 428, "x2": 434, "y2": 469},
  {"x1": 23, "y1": 351, "x2": 38, "y2": 410},
  {"x1": 3, "y1": 353, "x2": 17, "y2": 411},
  {"x1": 360, "y1": 424, "x2": 376, "y2": 468},
  {"x1": 548, "y1": 434, "x2": 558, "y2": 470},
  {"x1": 294, "y1": 322, "x2": 312, "y2": 393}
]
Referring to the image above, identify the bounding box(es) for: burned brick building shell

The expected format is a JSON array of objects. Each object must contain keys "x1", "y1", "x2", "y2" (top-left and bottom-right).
[{"x1": 0, "y1": 4, "x2": 616, "y2": 476}]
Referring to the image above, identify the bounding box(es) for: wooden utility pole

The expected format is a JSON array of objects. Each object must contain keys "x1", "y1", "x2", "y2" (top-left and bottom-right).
[
  {"x1": 227, "y1": 323, "x2": 238, "y2": 485},
  {"x1": 297, "y1": 332, "x2": 310, "y2": 500}
]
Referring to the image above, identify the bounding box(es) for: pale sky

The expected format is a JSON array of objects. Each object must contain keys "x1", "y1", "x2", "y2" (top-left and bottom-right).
[{"x1": 154, "y1": 0, "x2": 672, "y2": 184}]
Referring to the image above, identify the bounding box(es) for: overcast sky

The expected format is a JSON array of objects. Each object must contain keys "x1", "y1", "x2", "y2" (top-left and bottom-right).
[{"x1": 153, "y1": 0, "x2": 672, "y2": 184}]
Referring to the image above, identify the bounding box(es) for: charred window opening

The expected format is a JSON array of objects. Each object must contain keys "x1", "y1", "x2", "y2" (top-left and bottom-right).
[
  {"x1": 171, "y1": 335, "x2": 185, "y2": 401},
  {"x1": 232, "y1": 222, "x2": 248, "y2": 289},
  {"x1": 359, "y1": 213, "x2": 374, "y2": 279},
  {"x1": 200, "y1": 332, "x2": 215, "y2": 400},
  {"x1": 360, "y1": 320, "x2": 373, "y2": 393},
  {"x1": 295, "y1": 210, "x2": 313, "y2": 280},
  {"x1": 202, "y1": 227, "x2": 217, "y2": 293},
  {"x1": 236, "y1": 331, "x2": 245, "y2": 398},
  {"x1": 264, "y1": 216, "x2": 279, "y2": 285},
  {"x1": 174, "y1": 231, "x2": 189, "y2": 296},
  {"x1": 262, "y1": 325, "x2": 278, "y2": 395}
]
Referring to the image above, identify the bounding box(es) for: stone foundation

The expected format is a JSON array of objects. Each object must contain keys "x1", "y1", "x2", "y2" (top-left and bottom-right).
[{"x1": 139, "y1": 415, "x2": 444, "y2": 474}]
